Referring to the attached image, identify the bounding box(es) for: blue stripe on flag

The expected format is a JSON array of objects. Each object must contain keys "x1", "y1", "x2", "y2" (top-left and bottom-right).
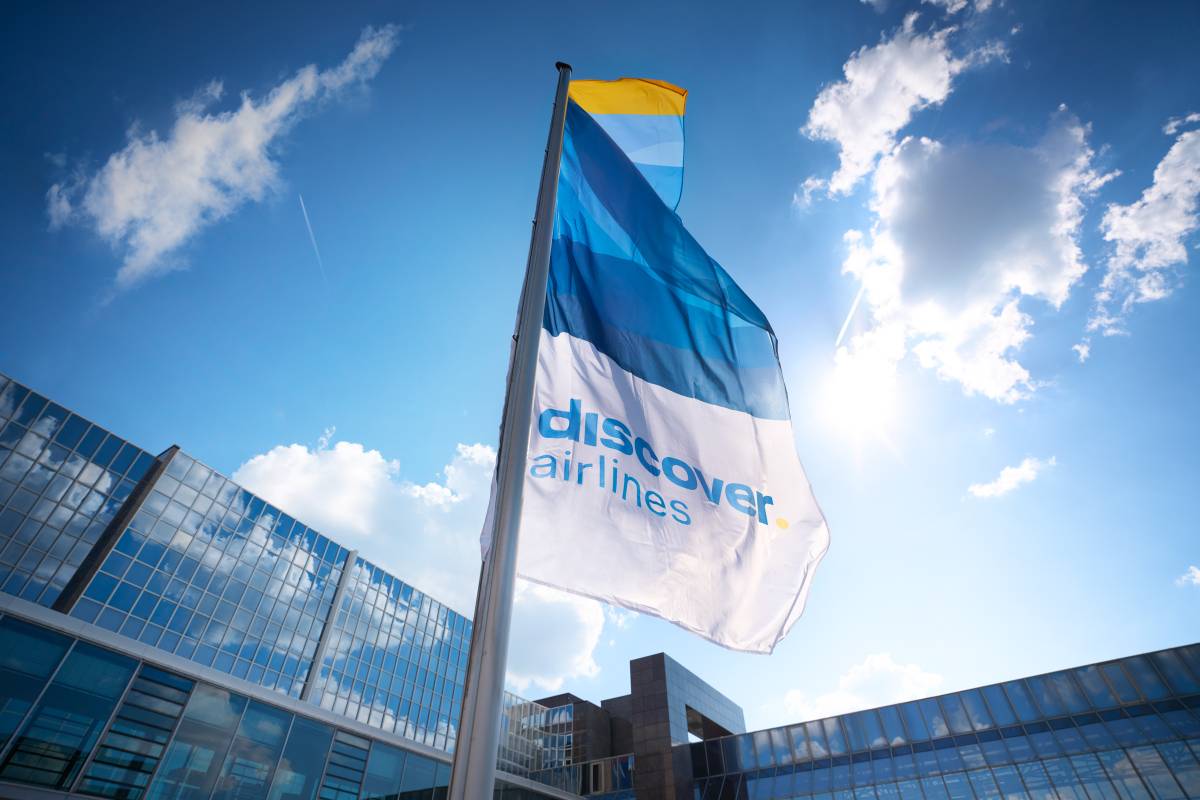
[
  {"x1": 544, "y1": 100, "x2": 790, "y2": 420},
  {"x1": 589, "y1": 110, "x2": 685, "y2": 209}
]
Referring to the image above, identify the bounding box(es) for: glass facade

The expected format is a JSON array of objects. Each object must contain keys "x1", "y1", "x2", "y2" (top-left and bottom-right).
[
  {"x1": 69, "y1": 449, "x2": 348, "y2": 701},
  {"x1": 0, "y1": 371, "x2": 581, "y2": 797},
  {"x1": 0, "y1": 374, "x2": 155, "y2": 607},
  {"x1": 309, "y1": 556, "x2": 471, "y2": 751},
  {"x1": 0, "y1": 608, "x2": 566, "y2": 800},
  {"x1": 688, "y1": 645, "x2": 1200, "y2": 800}
]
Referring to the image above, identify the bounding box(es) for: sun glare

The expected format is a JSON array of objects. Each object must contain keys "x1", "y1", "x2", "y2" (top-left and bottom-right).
[{"x1": 820, "y1": 348, "x2": 900, "y2": 445}]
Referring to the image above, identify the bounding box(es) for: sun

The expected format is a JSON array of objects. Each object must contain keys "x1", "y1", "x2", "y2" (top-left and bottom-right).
[{"x1": 819, "y1": 346, "x2": 900, "y2": 445}]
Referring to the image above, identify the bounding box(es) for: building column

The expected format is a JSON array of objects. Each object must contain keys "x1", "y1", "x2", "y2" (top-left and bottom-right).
[
  {"x1": 52, "y1": 445, "x2": 180, "y2": 614},
  {"x1": 300, "y1": 549, "x2": 358, "y2": 703}
]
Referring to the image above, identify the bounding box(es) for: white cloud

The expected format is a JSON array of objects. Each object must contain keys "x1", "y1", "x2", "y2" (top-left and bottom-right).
[
  {"x1": 47, "y1": 25, "x2": 398, "y2": 289},
  {"x1": 838, "y1": 109, "x2": 1113, "y2": 403},
  {"x1": 1072, "y1": 340, "x2": 1091, "y2": 363},
  {"x1": 782, "y1": 653, "x2": 942, "y2": 724},
  {"x1": 922, "y1": 0, "x2": 968, "y2": 14},
  {"x1": 1176, "y1": 566, "x2": 1200, "y2": 587},
  {"x1": 233, "y1": 433, "x2": 608, "y2": 694},
  {"x1": 507, "y1": 583, "x2": 605, "y2": 694},
  {"x1": 968, "y1": 455, "x2": 1055, "y2": 498},
  {"x1": 604, "y1": 606, "x2": 638, "y2": 630},
  {"x1": 803, "y1": 14, "x2": 1005, "y2": 196},
  {"x1": 1089, "y1": 128, "x2": 1200, "y2": 335},
  {"x1": 860, "y1": 0, "x2": 889, "y2": 13},
  {"x1": 794, "y1": 176, "x2": 829, "y2": 209},
  {"x1": 922, "y1": 0, "x2": 995, "y2": 13},
  {"x1": 1164, "y1": 112, "x2": 1200, "y2": 137}
]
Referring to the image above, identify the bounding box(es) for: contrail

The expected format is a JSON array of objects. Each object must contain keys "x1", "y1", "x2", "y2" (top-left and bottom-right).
[
  {"x1": 297, "y1": 193, "x2": 328, "y2": 288},
  {"x1": 834, "y1": 283, "x2": 867, "y2": 349}
]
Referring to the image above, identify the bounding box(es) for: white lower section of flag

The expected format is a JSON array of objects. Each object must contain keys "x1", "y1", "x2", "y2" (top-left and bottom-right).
[{"x1": 499, "y1": 329, "x2": 829, "y2": 654}]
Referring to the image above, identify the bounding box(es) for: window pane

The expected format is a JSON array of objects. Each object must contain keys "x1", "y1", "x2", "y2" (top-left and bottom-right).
[
  {"x1": 845, "y1": 713, "x2": 871, "y2": 752},
  {"x1": 1071, "y1": 754, "x2": 1122, "y2": 800},
  {"x1": 210, "y1": 701, "x2": 292, "y2": 800},
  {"x1": 941, "y1": 696, "x2": 973, "y2": 735},
  {"x1": 146, "y1": 685, "x2": 248, "y2": 800},
  {"x1": 1074, "y1": 667, "x2": 1118, "y2": 709},
  {"x1": 1125, "y1": 746, "x2": 1184, "y2": 800},
  {"x1": 862, "y1": 710, "x2": 888, "y2": 748},
  {"x1": 1018, "y1": 761, "x2": 1055, "y2": 800},
  {"x1": 1042, "y1": 759, "x2": 1088, "y2": 800},
  {"x1": 959, "y1": 691, "x2": 994, "y2": 731},
  {"x1": 808, "y1": 720, "x2": 831, "y2": 758},
  {"x1": 361, "y1": 741, "x2": 406, "y2": 800},
  {"x1": 898, "y1": 779, "x2": 925, "y2": 800},
  {"x1": 981, "y1": 687, "x2": 1016, "y2": 727},
  {"x1": 901, "y1": 703, "x2": 930, "y2": 742},
  {"x1": 988, "y1": 762, "x2": 1027, "y2": 800},
  {"x1": 317, "y1": 731, "x2": 368, "y2": 800},
  {"x1": 941, "y1": 771, "x2": 974, "y2": 800},
  {"x1": 1002, "y1": 682, "x2": 1041, "y2": 723},
  {"x1": 968, "y1": 767, "x2": 1003, "y2": 800},
  {"x1": 753, "y1": 728, "x2": 775, "y2": 767},
  {"x1": 881, "y1": 706, "x2": 909, "y2": 746},
  {"x1": 1121, "y1": 657, "x2": 1169, "y2": 701},
  {"x1": 922, "y1": 777, "x2": 951, "y2": 800},
  {"x1": 1046, "y1": 673, "x2": 1090, "y2": 714},
  {"x1": 1155, "y1": 742, "x2": 1200, "y2": 798},
  {"x1": 1099, "y1": 665, "x2": 1141, "y2": 704},
  {"x1": 0, "y1": 642, "x2": 135, "y2": 789},
  {"x1": 1095, "y1": 749, "x2": 1152, "y2": 800},
  {"x1": 771, "y1": 727, "x2": 793, "y2": 766},
  {"x1": 1026, "y1": 676, "x2": 1066, "y2": 717},
  {"x1": 824, "y1": 718, "x2": 849, "y2": 756},
  {"x1": 919, "y1": 700, "x2": 949, "y2": 738},
  {"x1": 1148, "y1": 651, "x2": 1200, "y2": 695},
  {"x1": 790, "y1": 724, "x2": 811, "y2": 761},
  {"x1": 0, "y1": 617, "x2": 72, "y2": 751},
  {"x1": 399, "y1": 752, "x2": 436, "y2": 796},
  {"x1": 77, "y1": 665, "x2": 195, "y2": 800},
  {"x1": 737, "y1": 734, "x2": 756, "y2": 770}
]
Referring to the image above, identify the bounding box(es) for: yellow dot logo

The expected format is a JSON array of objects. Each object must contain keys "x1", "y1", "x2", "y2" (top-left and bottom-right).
[{"x1": 775, "y1": 518, "x2": 790, "y2": 530}]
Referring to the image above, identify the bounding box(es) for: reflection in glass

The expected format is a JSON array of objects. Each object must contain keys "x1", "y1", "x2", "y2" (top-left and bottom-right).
[
  {"x1": 0, "y1": 642, "x2": 136, "y2": 789},
  {"x1": 0, "y1": 616, "x2": 71, "y2": 751},
  {"x1": 1074, "y1": 667, "x2": 1118, "y2": 709},
  {"x1": 1001, "y1": 682, "x2": 1041, "y2": 723},
  {"x1": 210, "y1": 700, "x2": 292, "y2": 800},
  {"x1": 900, "y1": 703, "x2": 930, "y2": 742},
  {"x1": 1099, "y1": 664, "x2": 1142, "y2": 705},
  {"x1": 266, "y1": 716, "x2": 333, "y2": 800},
  {"x1": 147, "y1": 685, "x2": 248, "y2": 800},
  {"x1": 361, "y1": 741, "x2": 406, "y2": 799},
  {"x1": 77, "y1": 664, "x2": 195, "y2": 800},
  {"x1": 0, "y1": 374, "x2": 154, "y2": 607},
  {"x1": 398, "y1": 751, "x2": 437, "y2": 798},
  {"x1": 1120, "y1": 657, "x2": 1169, "y2": 701},
  {"x1": 73, "y1": 450, "x2": 347, "y2": 701}
]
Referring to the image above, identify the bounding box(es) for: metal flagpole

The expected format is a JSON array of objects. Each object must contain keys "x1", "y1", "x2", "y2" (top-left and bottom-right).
[{"x1": 448, "y1": 61, "x2": 572, "y2": 800}]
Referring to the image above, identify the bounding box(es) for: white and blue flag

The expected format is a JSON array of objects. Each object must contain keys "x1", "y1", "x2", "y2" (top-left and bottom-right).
[{"x1": 493, "y1": 80, "x2": 829, "y2": 654}]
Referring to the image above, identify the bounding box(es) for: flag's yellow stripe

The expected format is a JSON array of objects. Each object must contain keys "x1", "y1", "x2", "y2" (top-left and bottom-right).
[{"x1": 569, "y1": 78, "x2": 687, "y2": 117}]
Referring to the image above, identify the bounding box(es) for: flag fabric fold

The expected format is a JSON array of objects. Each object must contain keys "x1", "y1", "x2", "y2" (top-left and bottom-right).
[{"x1": 490, "y1": 78, "x2": 829, "y2": 655}]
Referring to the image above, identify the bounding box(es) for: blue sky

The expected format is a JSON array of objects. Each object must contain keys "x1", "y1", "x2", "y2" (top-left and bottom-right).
[{"x1": 1, "y1": 0, "x2": 1198, "y2": 730}]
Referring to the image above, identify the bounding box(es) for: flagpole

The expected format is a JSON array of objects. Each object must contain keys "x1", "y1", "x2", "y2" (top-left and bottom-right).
[{"x1": 448, "y1": 61, "x2": 572, "y2": 800}]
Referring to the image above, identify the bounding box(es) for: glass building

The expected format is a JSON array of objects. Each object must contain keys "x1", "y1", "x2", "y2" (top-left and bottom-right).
[
  {"x1": 0, "y1": 371, "x2": 578, "y2": 800},
  {"x1": 1, "y1": 368, "x2": 1197, "y2": 800},
  {"x1": 686, "y1": 645, "x2": 1200, "y2": 800}
]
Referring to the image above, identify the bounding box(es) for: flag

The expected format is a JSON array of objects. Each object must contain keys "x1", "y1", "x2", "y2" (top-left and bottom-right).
[{"x1": 494, "y1": 79, "x2": 829, "y2": 654}]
